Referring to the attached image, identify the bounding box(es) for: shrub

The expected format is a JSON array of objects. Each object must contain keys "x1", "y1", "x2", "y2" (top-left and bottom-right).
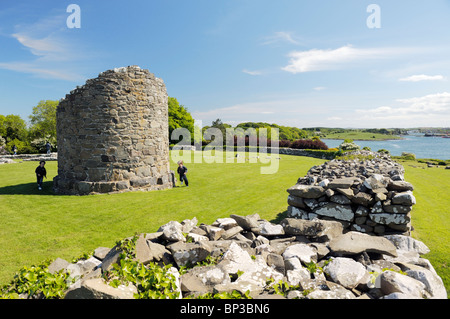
[
  {"x1": 377, "y1": 149, "x2": 390, "y2": 155},
  {"x1": 400, "y1": 152, "x2": 416, "y2": 160},
  {"x1": 339, "y1": 141, "x2": 360, "y2": 151},
  {"x1": 290, "y1": 139, "x2": 328, "y2": 150}
]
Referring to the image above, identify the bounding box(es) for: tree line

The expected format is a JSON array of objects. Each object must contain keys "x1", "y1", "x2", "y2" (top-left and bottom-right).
[{"x1": 1, "y1": 97, "x2": 328, "y2": 155}]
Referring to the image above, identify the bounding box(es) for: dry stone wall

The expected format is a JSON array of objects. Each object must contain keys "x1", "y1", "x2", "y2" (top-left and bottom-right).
[
  {"x1": 286, "y1": 151, "x2": 415, "y2": 235},
  {"x1": 33, "y1": 214, "x2": 446, "y2": 300},
  {"x1": 53, "y1": 66, "x2": 174, "y2": 195}
]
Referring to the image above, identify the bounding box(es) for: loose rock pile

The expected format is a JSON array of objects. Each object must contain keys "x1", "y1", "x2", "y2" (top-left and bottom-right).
[
  {"x1": 45, "y1": 214, "x2": 445, "y2": 299},
  {"x1": 287, "y1": 151, "x2": 415, "y2": 235}
]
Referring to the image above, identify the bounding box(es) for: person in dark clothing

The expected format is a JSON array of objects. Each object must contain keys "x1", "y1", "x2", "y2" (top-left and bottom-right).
[
  {"x1": 177, "y1": 160, "x2": 188, "y2": 187},
  {"x1": 35, "y1": 161, "x2": 47, "y2": 190},
  {"x1": 45, "y1": 142, "x2": 51, "y2": 155}
]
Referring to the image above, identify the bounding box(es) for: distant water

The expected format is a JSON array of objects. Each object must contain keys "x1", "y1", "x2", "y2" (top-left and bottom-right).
[{"x1": 323, "y1": 135, "x2": 450, "y2": 160}]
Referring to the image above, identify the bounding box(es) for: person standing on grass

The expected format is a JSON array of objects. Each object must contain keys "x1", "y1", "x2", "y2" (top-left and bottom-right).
[
  {"x1": 45, "y1": 141, "x2": 51, "y2": 155},
  {"x1": 35, "y1": 161, "x2": 47, "y2": 190},
  {"x1": 177, "y1": 160, "x2": 189, "y2": 187}
]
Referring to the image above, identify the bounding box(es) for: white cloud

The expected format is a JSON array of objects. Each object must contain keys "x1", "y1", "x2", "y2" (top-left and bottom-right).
[
  {"x1": 398, "y1": 74, "x2": 446, "y2": 82},
  {"x1": 0, "y1": 14, "x2": 87, "y2": 81},
  {"x1": 0, "y1": 61, "x2": 84, "y2": 81},
  {"x1": 356, "y1": 92, "x2": 450, "y2": 124},
  {"x1": 282, "y1": 45, "x2": 406, "y2": 73},
  {"x1": 313, "y1": 86, "x2": 326, "y2": 91},
  {"x1": 262, "y1": 31, "x2": 300, "y2": 45},
  {"x1": 242, "y1": 69, "x2": 262, "y2": 76}
]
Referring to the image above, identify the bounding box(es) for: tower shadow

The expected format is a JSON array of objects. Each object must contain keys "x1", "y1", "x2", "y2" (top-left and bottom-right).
[{"x1": 0, "y1": 181, "x2": 55, "y2": 195}]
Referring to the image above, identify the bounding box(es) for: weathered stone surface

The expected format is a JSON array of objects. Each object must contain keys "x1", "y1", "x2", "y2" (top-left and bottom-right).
[
  {"x1": 314, "y1": 203, "x2": 354, "y2": 222},
  {"x1": 401, "y1": 264, "x2": 448, "y2": 299},
  {"x1": 327, "y1": 177, "x2": 357, "y2": 189},
  {"x1": 388, "y1": 181, "x2": 414, "y2": 191},
  {"x1": 280, "y1": 218, "x2": 343, "y2": 241},
  {"x1": 158, "y1": 220, "x2": 186, "y2": 242},
  {"x1": 287, "y1": 184, "x2": 325, "y2": 198},
  {"x1": 53, "y1": 66, "x2": 174, "y2": 195},
  {"x1": 23, "y1": 212, "x2": 443, "y2": 300},
  {"x1": 167, "y1": 242, "x2": 211, "y2": 267},
  {"x1": 230, "y1": 214, "x2": 260, "y2": 230},
  {"x1": 282, "y1": 243, "x2": 317, "y2": 264},
  {"x1": 93, "y1": 247, "x2": 111, "y2": 261},
  {"x1": 329, "y1": 231, "x2": 398, "y2": 257},
  {"x1": 369, "y1": 212, "x2": 411, "y2": 226},
  {"x1": 391, "y1": 191, "x2": 416, "y2": 206},
  {"x1": 378, "y1": 270, "x2": 427, "y2": 298},
  {"x1": 48, "y1": 258, "x2": 70, "y2": 274},
  {"x1": 324, "y1": 257, "x2": 368, "y2": 289},
  {"x1": 286, "y1": 151, "x2": 416, "y2": 236},
  {"x1": 384, "y1": 234, "x2": 430, "y2": 255},
  {"x1": 65, "y1": 278, "x2": 137, "y2": 299}
]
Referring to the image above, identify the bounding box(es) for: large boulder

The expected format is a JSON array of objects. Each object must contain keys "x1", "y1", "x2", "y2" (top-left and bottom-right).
[
  {"x1": 65, "y1": 278, "x2": 137, "y2": 299},
  {"x1": 280, "y1": 218, "x2": 343, "y2": 241},
  {"x1": 377, "y1": 270, "x2": 428, "y2": 298},
  {"x1": 323, "y1": 257, "x2": 368, "y2": 289},
  {"x1": 287, "y1": 184, "x2": 325, "y2": 199},
  {"x1": 329, "y1": 231, "x2": 398, "y2": 257}
]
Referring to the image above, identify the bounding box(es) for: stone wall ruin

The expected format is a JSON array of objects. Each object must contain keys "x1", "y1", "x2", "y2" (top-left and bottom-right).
[
  {"x1": 286, "y1": 151, "x2": 415, "y2": 235},
  {"x1": 53, "y1": 66, "x2": 174, "y2": 195}
]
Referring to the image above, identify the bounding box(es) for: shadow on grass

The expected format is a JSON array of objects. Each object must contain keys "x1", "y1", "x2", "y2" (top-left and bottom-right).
[
  {"x1": 0, "y1": 181, "x2": 55, "y2": 195},
  {"x1": 270, "y1": 210, "x2": 288, "y2": 224}
]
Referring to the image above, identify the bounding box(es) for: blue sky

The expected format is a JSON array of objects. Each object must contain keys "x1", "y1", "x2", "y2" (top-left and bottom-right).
[{"x1": 1, "y1": 0, "x2": 450, "y2": 128}]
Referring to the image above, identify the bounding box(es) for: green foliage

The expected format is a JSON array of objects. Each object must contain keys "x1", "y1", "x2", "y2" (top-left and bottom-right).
[
  {"x1": 28, "y1": 100, "x2": 58, "y2": 142},
  {"x1": 236, "y1": 122, "x2": 308, "y2": 141},
  {"x1": 6, "y1": 138, "x2": 37, "y2": 154},
  {"x1": 0, "y1": 114, "x2": 28, "y2": 144},
  {"x1": 104, "y1": 234, "x2": 180, "y2": 299},
  {"x1": 400, "y1": 152, "x2": 416, "y2": 160},
  {"x1": 105, "y1": 258, "x2": 180, "y2": 299},
  {"x1": 0, "y1": 261, "x2": 74, "y2": 299},
  {"x1": 271, "y1": 280, "x2": 300, "y2": 297},
  {"x1": 191, "y1": 290, "x2": 252, "y2": 299},
  {"x1": 168, "y1": 97, "x2": 195, "y2": 143},
  {"x1": 339, "y1": 140, "x2": 360, "y2": 151},
  {"x1": 377, "y1": 149, "x2": 390, "y2": 155}
]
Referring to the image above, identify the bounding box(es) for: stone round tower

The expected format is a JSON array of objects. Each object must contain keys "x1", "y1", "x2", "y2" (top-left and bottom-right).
[{"x1": 53, "y1": 66, "x2": 174, "y2": 195}]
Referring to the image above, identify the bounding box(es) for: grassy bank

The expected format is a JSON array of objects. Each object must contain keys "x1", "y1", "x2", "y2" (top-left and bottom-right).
[
  {"x1": 321, "y1": 131, "x2": 402, "y2": 141},
  {"x1": 0, "y1": 152, "x2": 448, "y2": 297},
  {"x1": 399, "y1": 159, "x2": 450, "y2": 294}
]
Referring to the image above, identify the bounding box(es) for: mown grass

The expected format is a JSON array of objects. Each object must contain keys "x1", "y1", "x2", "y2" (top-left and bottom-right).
[
  {"x1": 0, "y1": 151, "x2": 323, "y2": 286},
  {"x1": 399, "y1": 159, "x2": 450, "y2": 295},
  {"x1": 0, "y1": 153, "x2": 448, "y2": 297}
]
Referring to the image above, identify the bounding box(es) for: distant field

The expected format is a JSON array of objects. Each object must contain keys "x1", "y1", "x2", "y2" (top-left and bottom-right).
[
  {"x1": 0, "y1": 152, "x2": 448, "y2": 297},
  {"x1": 321, "y1": 131, "x2": 402, "y2": 141}
]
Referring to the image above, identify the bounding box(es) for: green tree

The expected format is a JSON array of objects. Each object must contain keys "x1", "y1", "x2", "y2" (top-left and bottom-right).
[
  {"x1": 0, "y1": 114, "x2": 28, "y2": 144},
  {"x1": 29, "y1": 100, "x2": 58, "y2": 141},
  {"x1": 168, "y1": 97, "x2": 194, "y2": 143}
]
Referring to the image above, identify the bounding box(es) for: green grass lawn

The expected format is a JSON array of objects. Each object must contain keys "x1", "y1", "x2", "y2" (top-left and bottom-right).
[
  {"x1": 399, "y1": 160, "x2": 450, "y2": 295},
  {"x1": 0, "y1": 152, "x2": 448, "y2": 297},
  {"x1": 0, "y1": 152, "x2": 323, "y2": 286}
]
